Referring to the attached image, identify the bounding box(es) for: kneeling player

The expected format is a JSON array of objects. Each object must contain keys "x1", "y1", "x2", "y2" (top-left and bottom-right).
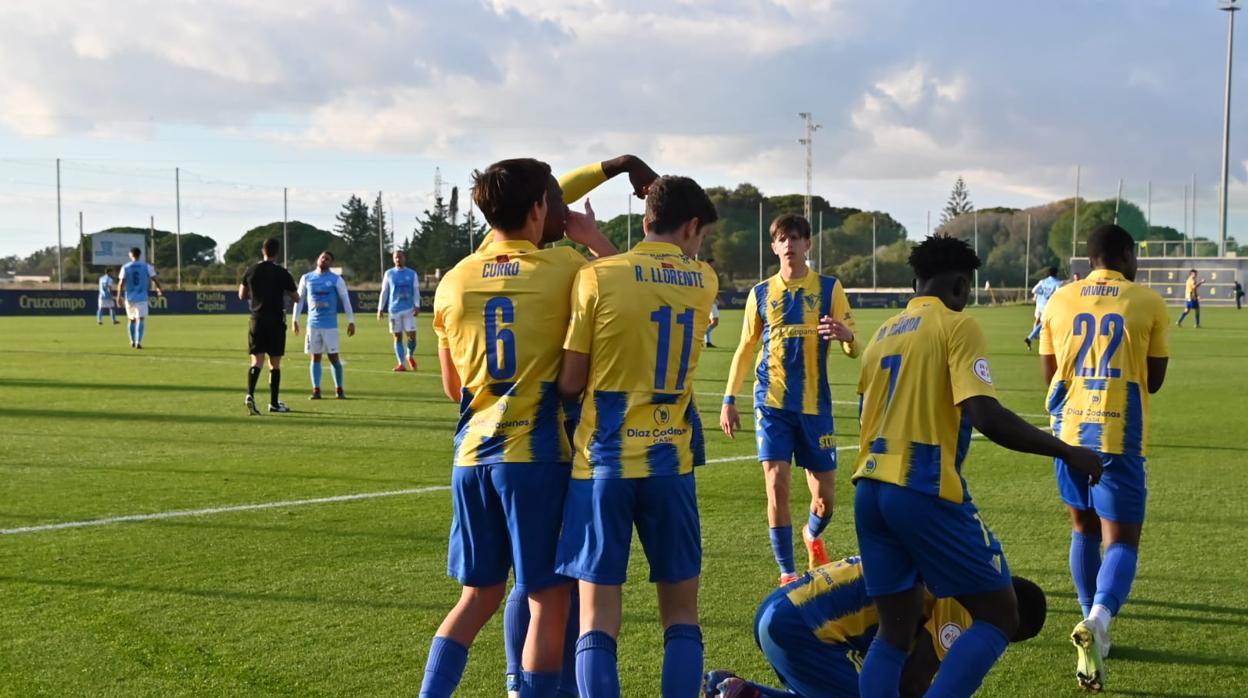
[{"x1": 704, "y1": 557, "x2": 1047, "y2": 698}]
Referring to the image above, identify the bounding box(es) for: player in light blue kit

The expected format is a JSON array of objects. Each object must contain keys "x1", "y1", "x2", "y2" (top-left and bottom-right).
[
  {"x1": 97, "y1": 268, "x2": 119, "y2": 325},
  {"x1": 116, "y1": 247, "x2": 164, "y2": 349},
  {"x1": 1024, "y1": 267, "x2": 1062, "y2": 351},
  {"x1": 377, "y1": 250, "x2": 421, "y2": 372},
  {"x1": 292, "y1": 250, "x2": 356, "y2": 400}
]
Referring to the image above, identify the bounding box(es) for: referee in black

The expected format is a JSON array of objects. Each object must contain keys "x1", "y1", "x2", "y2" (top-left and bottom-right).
[{"x1": 239, "y1": 237, "x2": 299, "y2": 415}]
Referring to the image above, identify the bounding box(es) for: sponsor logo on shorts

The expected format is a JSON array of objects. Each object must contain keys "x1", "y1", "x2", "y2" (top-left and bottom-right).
[
  {"x1": 973, "y1": 357, "x2": 993, "y2": 385},
  {"x1": 818, "y1": 433, "x2": 836, "y2": 450},
  {"x1": 939, "y1": 623, "x2": 963, "y2": 650}
]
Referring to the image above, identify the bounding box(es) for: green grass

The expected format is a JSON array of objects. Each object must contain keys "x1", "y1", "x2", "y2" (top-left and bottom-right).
[{"x1": 1, "y1": 307, "x2": 1246, "y2": 697}]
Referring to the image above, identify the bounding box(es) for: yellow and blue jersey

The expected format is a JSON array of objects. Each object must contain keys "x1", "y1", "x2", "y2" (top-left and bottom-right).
[
  {"x1": 564, "y1": 241, "x2": 719, "y2": 479},
  {"x1": 724, "y1": 272, "x2": 859, "y2": 415},
  {"x1": 1039, "y1": 269, "x2": 1169, "y2": 456},
  {"x1": 432, "y1": 239, "x2": 587, "y2": 467},
  {"x1": 779, "y1": 557, "x2": 971, "y2": 659},
  {"x1": 852, "y1": 297, "x2": 998, "y2": 504},
  {"x1": 1185, "y1": 276, "x2": 1199, "y2": 301}
]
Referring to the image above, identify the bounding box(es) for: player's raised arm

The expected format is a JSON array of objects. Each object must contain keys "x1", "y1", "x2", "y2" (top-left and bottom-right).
[
  {"x1": 721, "y1": 290, "x2": 763, "y2": 438},
  {"x1": 600, "y1": 154, "x2": 659, "y2": 199}
]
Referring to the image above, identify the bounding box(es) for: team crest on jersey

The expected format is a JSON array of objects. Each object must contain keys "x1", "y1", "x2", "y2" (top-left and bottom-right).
[
  {"x1": 939, "y1": 622, "x2": 963, "y2": 650},
  {"x1": 972, "y1": 358, "x2": 993, "y2": 385},
  {"x1": 653, "y1": 406, "x2": 671, "y2": 426},
  {"x1": 804, "y1": 294, "x2": 819, "y2": 311}
]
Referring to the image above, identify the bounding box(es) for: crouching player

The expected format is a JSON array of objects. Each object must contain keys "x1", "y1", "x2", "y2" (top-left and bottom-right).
[{"x1": 703, "y1": 557, "x2": 1047, "y2": 698}]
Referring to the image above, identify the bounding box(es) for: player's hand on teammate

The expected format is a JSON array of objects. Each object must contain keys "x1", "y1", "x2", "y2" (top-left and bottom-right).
[
  {"x1": 720, "y1": 403, "x2": 741, "y2": 439},
  {"x1": 818, "y1": 315, "x2": 854, "y2": 343},
  {"x1": 1063, "y1": 445, "x2": 1104, "y2": 485},
  {"x1": 346, "y1": 322, "x2": 356, "y2": 337}
]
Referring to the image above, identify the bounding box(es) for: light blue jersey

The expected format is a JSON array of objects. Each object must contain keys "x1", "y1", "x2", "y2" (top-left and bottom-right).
[
  {"x1": 98, "y1": 274, "x2": 114, "y2": 301},
  {"x1": 379, "y1": 267, "x2": 419, "y2": 314},
  {"x1": 1032, "y1": 276, "x2": 1062, "y2": 313},
  {"x1": 119, "y1": 262, "x2": 156, "y2": 304},
  {"x1": 294, "y1": 270, "x2": 354, "y2": 330}
]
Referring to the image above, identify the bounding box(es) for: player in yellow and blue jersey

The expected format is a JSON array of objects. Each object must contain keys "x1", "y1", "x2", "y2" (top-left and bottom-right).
[
  {"x1": 852, "y1": 236, "x2": 1102, "y2": 698},
  {"x1": 721, "y1": 214, "x2": 859, "y2": 584},
  {"x1": 1038, "y1": 224, "x2": 1169, "y2": 693},
  {"x1": 555, "y1": 175, "x2": 719, "y2": 698},
  {"x1": 420, "y1": 158, "x2": 619, "y2": 698},
  {"x1": 1176, "y1": 268, "x2": 1205, "y2": 328},
  {"x1": 703, "y1": 557, "x2": 1048, "y2": 698}
]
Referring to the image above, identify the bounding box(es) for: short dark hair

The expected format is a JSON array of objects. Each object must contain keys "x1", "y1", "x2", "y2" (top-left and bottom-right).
[
  {"x1": 1085, "y1": 224, "x2": 1133, "y2": 263},
  {"x1": 1011, "y1": 576, "x2": 1048, "y2": 642},
  {"x1": 645, "y1": 175, "x2": 718, "y2": 235},
  {"x1": 908, "y1": 235, "x2": 980, "y2": 281},
  {"x1": 770, "y1": 214, "x2": 811, "y2": 241},
  {"x1": 319, "y1": 250, "x2": 334, "y2": 261},
  {"x1": 1189, "y1": 268, "x2": 1198, "y2": 275},
  {"x1": 105, "y1": 267, "x2": 114, "y2": 275},
  {"x1": 262, "y1": 237, "x2": 281, "y2": 257},
  {"x1": 1047, "y1": 266, "x2": 1058, "y2": 277},
  {"x1": 129, "y1": 247, "x2": 141, "y2": 258},
  {"x1": 472, "y1": 158, "x2": 552, "y2": 232}
]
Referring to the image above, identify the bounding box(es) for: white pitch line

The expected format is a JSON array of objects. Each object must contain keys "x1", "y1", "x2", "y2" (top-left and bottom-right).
[{"x1": 0, "y1": 485, "x2": 450, "y2": 536}]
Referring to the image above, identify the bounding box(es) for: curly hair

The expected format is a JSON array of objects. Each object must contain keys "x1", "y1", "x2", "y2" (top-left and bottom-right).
[{"x1": 908, "y1": 235, "x2": 981, "y2": 281}]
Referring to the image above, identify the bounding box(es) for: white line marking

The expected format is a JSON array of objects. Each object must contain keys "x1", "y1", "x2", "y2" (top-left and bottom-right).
[{"x1": 1, "y1": 485, "x2": 450, "y2": 536}]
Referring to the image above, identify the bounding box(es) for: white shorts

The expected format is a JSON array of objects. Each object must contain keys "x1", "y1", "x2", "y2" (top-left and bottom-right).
[
  {"x1": 1034, "y1": 308, "x2": 1044, "y2": 321},
  {"x1": 125, "y1": 301, "x2": 149, "y2": 319},
  {"x1": 98, "y1": 298, "x2": 115, "y2": 309},
  {"x1": 388, "y1": 312, "x2": 417, "y2": 334},
  {"x1": 305, "y1": 328, "x2": 341, "y2": 355}
]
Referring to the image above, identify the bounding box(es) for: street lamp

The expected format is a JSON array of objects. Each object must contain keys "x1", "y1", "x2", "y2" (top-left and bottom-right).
[{"x1": 1218, "y1": 0, "x2": 1239, "y2": 257}]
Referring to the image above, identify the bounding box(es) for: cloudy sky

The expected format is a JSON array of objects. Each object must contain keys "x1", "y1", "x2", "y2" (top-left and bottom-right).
[{"x1": 2, "y1": 0, "x2": 1245, "y2": 259}]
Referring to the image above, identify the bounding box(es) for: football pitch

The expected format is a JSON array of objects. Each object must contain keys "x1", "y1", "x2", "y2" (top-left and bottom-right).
[{"x1": 2, "y1": 307, "x2": 1246, "y2": 697}]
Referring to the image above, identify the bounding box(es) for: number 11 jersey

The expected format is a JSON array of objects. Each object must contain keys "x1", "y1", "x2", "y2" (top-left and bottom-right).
[
  {"x1": 433, "y1": 239, "x2": 587, "y2": 467},
  {"x1": 564, "y1": 241, "x2": 719, "y2": 480},
  {"x1": 1039, "y1": 269, "x2": 1169, "y2": 456}
]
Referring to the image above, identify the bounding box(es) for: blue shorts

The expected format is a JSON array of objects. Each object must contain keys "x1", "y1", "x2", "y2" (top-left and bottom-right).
[
  {"x1": 1056, "y1": 453, "x2": 1147, "y2": 524},
  {"x1": 754, "y1": 590, "x2": 860, "y2": 698},
  {"x1": 556, "y1": 473, "x2": 700, "y2": 585},
  {"x1": 448, "y1": 462, "x2": 570, "y2": 590},
  {"x1": 755, "y1": 406, "x2": 837, "y2": 472},
  {"x1": 854, "y1": 479, "x2": 1011, "y2": 598},
  {"x1": 1185, "y1": 299, "x2": 1199, "y2": 310}
]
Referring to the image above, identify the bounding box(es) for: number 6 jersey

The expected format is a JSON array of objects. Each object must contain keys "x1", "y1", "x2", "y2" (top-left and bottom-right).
[
  {"x1": 1039, "y1": 269, "x2": 1169, "y2": 456},
  {"x1": 564, "y1": 241, "x2": 719, "y2": 480},
  {"x1": 433, "y1": 239, "x2": 587, "y2": 467}
]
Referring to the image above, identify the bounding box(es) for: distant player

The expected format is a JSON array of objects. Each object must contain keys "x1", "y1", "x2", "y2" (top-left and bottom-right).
[
  {"x1": 239, "y1": 238, "x2": 299, "y2": 415},
  {"x1": 97, "y1": 268, "x2": 118, "y2": 325},
  {"x1": 703, "y1": 556, "x2": 1048, "y2": 698},
  {"x1": 1023, "y1": 266, "x2": 1062, "y2": 350},
  {"x1": 292, "y1": 250, "x2": 355, "y2": 400},
  {"x1": 1176, "y1": 268, "x2": 1204, "y2": 327},
  {"x1": 1038, "y1": 223, "x2": 1169, "y2": 692},
  {"x1": 721, "y1": 214, "x2": 858, "y2": 585},
  {"x1": 419, "y1": 158, "x2": 618, "y2": 698},
  {"x1": 378, "y1": 250, "x2": 421, "y2": 371},
  {"x1": 556, "y1": 175, "x2": 719, "y2": 697},
  {"x1": 852, "y1": 235, "x2": 1102, "y2": 698},
  {"x1": 1234, "y1": 279, "x2": 1244, "y2": 310},
  {"x1": 116, "y1": 247, "x2": 164, "y2": 349}
]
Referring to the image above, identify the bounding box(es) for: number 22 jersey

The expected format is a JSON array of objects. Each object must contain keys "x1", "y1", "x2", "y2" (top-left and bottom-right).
[{"x1": 432, "y1": 239, "x2": 586, "y2": 467}]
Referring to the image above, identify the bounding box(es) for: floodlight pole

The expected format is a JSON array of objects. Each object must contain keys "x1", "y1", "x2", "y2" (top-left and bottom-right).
[
  {"x1": 175, "y1": 167, "x2": 182, "y2": 288},
  {"x1": 798, "y1": 112, "x2": 820, "y2": 222},
  {"x1": 1114, "y1": 178, "x2": 1123, "y2": 224},
  {"x1": 973, "y1": 210, "x2": 980, "y2": 305},
  {"x1": 78, "y1": 211, "x2": 84, "y2": 287},
  {"x1": 758, "y1": 200, "x2": 764, "y2": 282},
  {"x1": 283, "y1": 187, "x2": 289, "y2": 268},
  {"x1": 1219, "y1": 0, "x2": 1239, "y2": 257},
  {"x1": 1024, "y1": 213, "x2": 1032, "y2": 286},
  {"x1": 1192, "y1": 173, "x2": 1197, "y2": 249},
  {"x1": 56, "y1": 158, "x2": 63, "y2": 289},
  {"x1": 377, "y1": 191, "x2": 385, "y2": 280},
  {"x1": 1072, "y1": 165, "x2": 1081, "y2": 261},
  {"x1": 871, "y1": 215, "x2": 877, "y2": 289},
  {"x1": 818, "y1": 210, "x2": 823, "y2": 272}
]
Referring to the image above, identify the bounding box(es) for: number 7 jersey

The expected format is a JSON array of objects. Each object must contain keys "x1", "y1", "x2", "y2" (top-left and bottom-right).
[
  {"x1": 433, "y1": 239, "x2": 587, "y2": 467},
  {"x1": 564, "y1": 241, "x2": 719, "y2": 479},
  {"x1": 1039, "y1": 269, "x2": 1169, "y2": 456}
]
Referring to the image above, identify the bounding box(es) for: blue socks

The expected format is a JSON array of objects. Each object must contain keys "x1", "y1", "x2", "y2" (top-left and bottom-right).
[
  {"x1": 575, "y1": 631, "x2": 620, "y2": 698},
  {"x1": 408, "y1": 338, "x2": 417, "y2": 358},
  {"x1": 662, "y1": 624, "x2": 703, "y2": 698},
  {"x1": 419, "y1": 636, "x2": 468, "y2": 698},
  {"x1": 310, "y1": 361, "x2": 323, "y2": 390},
  {"x1": 394, "y1": 339, "x2": 406, "y2": 364},
  {"x1": 1027, "y1": 323, "x2": 1042, "y2": 341},
  {"x1": 331, "y1": 361, "x2": 344, "y2": 389},
  {"x1": 96, "y1": 308, "x2": 103, "y2": 323},
  {"x1": 128, "y1": 321, "x2": 137, "y2": 344},
  {"x1": 769, "y1": 526, "x2": 796, "y2": 576},
  {"x1": 503, "y1": 585, "x2": 529, "y2": 678},
  {"x1": 807, "y1": 510, "x2": 832, "y2": 539},
  {"x1": 925, "y1": 620, "x2": 1008, "y2": 698},
  {"x1": 1070, "y1": 531, "x2": 1102, "y2": 617},
  {"x1": 1094, "y1": 543, "x2": 1138, "y2": 616},
  {"x1": 520, "y1": 671, "x2": 560, "y2": 698},
  {"x1": 859, "y1": 636, "x2": 907, "y2": 698},
  {"x1": 137, "y1": 319, "x2": 145, "y2": 343}
]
